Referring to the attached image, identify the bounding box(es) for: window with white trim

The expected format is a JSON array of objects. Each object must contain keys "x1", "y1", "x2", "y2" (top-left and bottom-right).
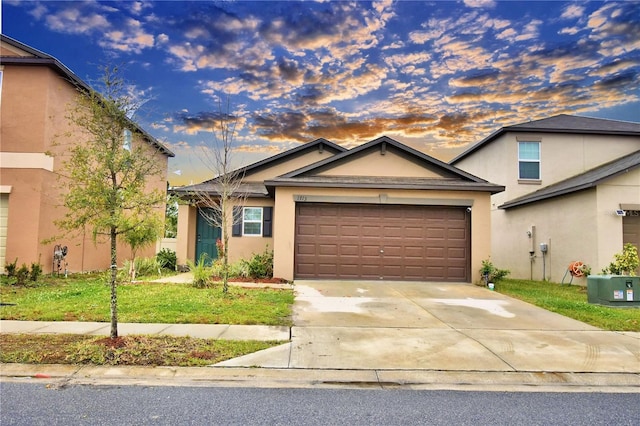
[
  {"x1": 518, "y1": 141, "x2": 540, "y2": 180},
  {"x1": 243, "y1": 207, "x2": 263, "y2": 236}
]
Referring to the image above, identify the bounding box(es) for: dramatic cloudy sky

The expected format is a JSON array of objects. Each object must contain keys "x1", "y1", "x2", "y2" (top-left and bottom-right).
[{"x1": 3, "y1": 1, "x2": 639, "y2": 185}]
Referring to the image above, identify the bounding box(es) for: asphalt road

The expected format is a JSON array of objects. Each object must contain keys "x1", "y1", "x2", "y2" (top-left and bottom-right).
[{"x1": 1, "y1": 382, "x2": 638, "y2": 425}]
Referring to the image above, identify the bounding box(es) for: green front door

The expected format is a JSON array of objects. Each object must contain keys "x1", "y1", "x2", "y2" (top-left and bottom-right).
[{"x1": 196, "y1": 208, "x2": 221, "y2": 265}]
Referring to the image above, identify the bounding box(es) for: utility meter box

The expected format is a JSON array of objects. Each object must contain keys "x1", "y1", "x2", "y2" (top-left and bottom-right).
[{"x1": 587, "y1": 275, "x2": 640, "y2": 307}]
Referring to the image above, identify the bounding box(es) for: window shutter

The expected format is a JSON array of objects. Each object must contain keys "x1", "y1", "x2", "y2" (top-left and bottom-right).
[
  {"x1": 262, "y1": 207, "x2": 273, "y2": 237},
  {"x1": 232, "y1": 206, "x2": 242, "y2": 237}
]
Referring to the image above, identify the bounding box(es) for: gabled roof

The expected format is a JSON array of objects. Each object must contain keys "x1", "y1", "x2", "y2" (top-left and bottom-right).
[
  {"x1": 218, "y1": 138, "x2": 345, "y2": 183},
  {"x1": 0, "y1": 34, "x2": 174, "y2": 157},
  {"x1": 266, "y1": 136, "x2": 505, "y2": 194},
  {"x1": 500, "y1": 150, "x2": 640, "y2": 210},
  {"x1": 450, "y1": 114, "x2": 640, "y2": 164},
  {"x1": 171, "y1": 138, "x2": 345, "y2": 196}
]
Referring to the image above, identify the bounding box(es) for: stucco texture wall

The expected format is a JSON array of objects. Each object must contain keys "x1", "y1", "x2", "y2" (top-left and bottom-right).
[
  {"x1": 1, "y1": 65, "x2": 168, "y2": 273},
  {"x1": 492, "y1": 169, "x2": 640, "y2": 282}
]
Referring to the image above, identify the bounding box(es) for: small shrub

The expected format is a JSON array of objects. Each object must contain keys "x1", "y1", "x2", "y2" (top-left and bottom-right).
[
  {"x1": 187, "y1": 254, "x2": 213, "y2": 288},
  {"x1": 230, "y1": 260, "x2": 248, "y2": 278},
  {"x1": 602, "y1": 243, "x2": 639, "y2": 276},
  {"x1": 5, "y1": 258, "x2": 18, "y2": 277},
  {"x1": 15, "y1": 264, "x2": 30, "y2": 286},
  {"x1": 241, "y1": 247, "x2": 274, "y2": 279},
  {"x1": 29, "y1": 261, "x2": 42, "y2": 282},
  {"x1": 135, "y1": 257, "x2": 162, "y2": 277},
  {"x1": 156, "y1": 249, "x2": 177, "y2": 271},
  {"x1": 119, "y1": 257, "x2": 161, "y2": 281},
  {"x1": 480, "y1": 259, "x2": 510, "y2": 285}
]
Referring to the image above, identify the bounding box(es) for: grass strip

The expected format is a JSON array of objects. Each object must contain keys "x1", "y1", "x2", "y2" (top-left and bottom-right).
[
  {"x1": 495, "y1": 279, "x2": 640, "y2": 331},
  {"x1": 0, "y1": 333, "x2": 284, "y2": 367}
]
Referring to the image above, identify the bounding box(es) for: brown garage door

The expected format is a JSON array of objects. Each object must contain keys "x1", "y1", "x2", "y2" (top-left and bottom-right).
[
  {"x1": 295, "y1": 203, "x2": 470, "y2": 282},
  {"x1": 623, "y1": 211, "x2": 640, "y2": 275}
]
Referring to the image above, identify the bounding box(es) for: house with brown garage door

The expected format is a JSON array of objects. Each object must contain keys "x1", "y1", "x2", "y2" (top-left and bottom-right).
[
  {"x1": 0, "y1": 35, "x2": 174, "y2": 274},
  {"x1": 451, "y1": 114, "x2": 640, "y2": 281},
  {"x1": 172, "y1": 136, "x2": 504, "y2": 283}
]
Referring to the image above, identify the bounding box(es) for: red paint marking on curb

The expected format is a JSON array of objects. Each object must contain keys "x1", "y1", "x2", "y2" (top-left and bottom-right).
[{"x1": 34, "y1": 373, "x2": 51, "y2": 379}]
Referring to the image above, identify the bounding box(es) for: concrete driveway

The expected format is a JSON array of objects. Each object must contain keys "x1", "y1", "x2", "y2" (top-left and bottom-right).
[{"x1": 218, "y1": 281, "x2": 640, "y2": 373}]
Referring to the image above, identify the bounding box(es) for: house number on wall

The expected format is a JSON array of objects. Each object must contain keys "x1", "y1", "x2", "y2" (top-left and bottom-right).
[{"x1": 294, "y1": 195, "x2": 308, "y2": 202}]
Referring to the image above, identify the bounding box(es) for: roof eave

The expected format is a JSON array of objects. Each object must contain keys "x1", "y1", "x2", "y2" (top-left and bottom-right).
[
  {"x1": 499, "y1": 183, "x2": 596, "y2": 209},
  {"x1": 451, "y1": 125, "x2": 640, "y2": 165},
  {"x1": 169, "y1": 188, "x2": 270, "y2": 199},
  {"x1": 265, "y1": 179, "x2": 505, "y2": 194}
]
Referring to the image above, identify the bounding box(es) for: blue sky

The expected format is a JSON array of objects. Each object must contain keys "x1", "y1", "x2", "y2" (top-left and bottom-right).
[{"x1": 3, "y1": 1, "x2": 639, "y2": 186}]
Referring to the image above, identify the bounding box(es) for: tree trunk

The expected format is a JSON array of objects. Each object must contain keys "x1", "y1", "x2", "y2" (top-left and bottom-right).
[
  {"x1": 109, "y1": 226, "x2": 118, "y2": 338},
  {"x1": 222, "y1": 204, "x2": 229, "y2": 293}
]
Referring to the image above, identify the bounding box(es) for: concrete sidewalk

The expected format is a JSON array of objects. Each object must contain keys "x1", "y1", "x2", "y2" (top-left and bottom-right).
[{"x1": 0, "y1": 320, "x2": 289, "y2": 341}]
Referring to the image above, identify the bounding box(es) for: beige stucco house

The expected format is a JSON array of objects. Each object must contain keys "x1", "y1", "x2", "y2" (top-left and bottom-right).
[
  {"x1": 451, "y1": 114, "x2": 640, "y2": 281},
  {"x1": 172, "y1": 136, "x2": 504, "y2": 283},
  {"x1": 0, "y1": 35, "x2": 174, "y2": 274}
]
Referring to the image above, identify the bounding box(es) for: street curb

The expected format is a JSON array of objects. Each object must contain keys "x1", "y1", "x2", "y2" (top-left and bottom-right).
[{"x1": 2, "y1": 363, "x2": 639, "y2": 393}]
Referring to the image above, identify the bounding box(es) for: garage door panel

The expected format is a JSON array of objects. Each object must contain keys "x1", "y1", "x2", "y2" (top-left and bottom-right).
[
  {"x1": 297, "y1": 244, "x2": 316, "y2": 255},
  {"x1": 361, "y1": 225, "x2": 382, "y2": 237},
  {"x1": 448, "y1": 247, "x2": 467, "y2": 259},
  {"x1": 426, "y1": 247, "x2": 445, "y2": 259},
  {"x1": 404, "y1": 247, "x2": 425, "y2": 259},
  {"x1": 339, "y1": 225, "x2": 359, "y2": 237},
  {"x1": 359, "y1": 265, "x2": 381, "y2": 278},
  {"x1": 426, "y1": 228, "x2": 445, "y2": 239},
  {"x1": 295, "y1": 203, "x2": 470, "y2": 281},
  {"x1": 425, "y1": 266, "x2": 445, "y2": 276},
  {"x1": 447, "y1": 267, "x2": 467, "y2": 280},
  {"x1": 318, "y1": 244, "x2": 338, "y2": 255},
  {"x1": 447, "y1": 228, "x2": 467, "y2": 240},
  {"x1": 382, "y1": 244, "x2": 402, "y2": 255},
  {"x1": 318, "y1": 224, "x2": 338, "y2": 236},
  {"x1": 339, "y1": 244, "x2": 359, "y2": 256},
  {"x1": 297, "y1": 224, "x2": 317, "y2": 236}
]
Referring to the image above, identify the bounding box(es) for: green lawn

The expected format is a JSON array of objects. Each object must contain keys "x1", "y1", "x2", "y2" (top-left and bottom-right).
[
  {"x1": 0, "y1": 275, "x2": 293, "y2": 326},
  {"x1": 495, "y1": 278, "x2": 640, "y2": 331}
]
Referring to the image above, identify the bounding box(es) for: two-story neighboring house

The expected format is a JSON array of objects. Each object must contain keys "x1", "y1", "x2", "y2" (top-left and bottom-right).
[
  {"x1": 451, "y1": 114, "x2": 640, "y2": 281},
  {"x1": 0, "y1": 35, "x2": 174, "y2": 273}
]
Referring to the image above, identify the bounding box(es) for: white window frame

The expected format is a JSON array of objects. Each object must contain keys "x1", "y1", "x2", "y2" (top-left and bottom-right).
[
  {"x1": 242, "y1": 207, "x2": 263, "y2": 236},
  {"x1": 518, "y1": 141, "x2": 541, "y2": 180}
]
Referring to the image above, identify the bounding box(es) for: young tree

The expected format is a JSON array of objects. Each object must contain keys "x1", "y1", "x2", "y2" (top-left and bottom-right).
[
  {"x1": 192, "y1": 96, "x2": 246, "y2": 293},
  {"x1": 56, "y1": 65, "x2": 166, "y2": 338},
  {"x1": 123, "y1": 216, "x2": 163, "y2": 281}
]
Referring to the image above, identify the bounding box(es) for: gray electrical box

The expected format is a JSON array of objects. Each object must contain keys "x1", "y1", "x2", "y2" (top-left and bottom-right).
[{"x1": 587, "y1": 275, "x2": 640, "y2": 307}]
